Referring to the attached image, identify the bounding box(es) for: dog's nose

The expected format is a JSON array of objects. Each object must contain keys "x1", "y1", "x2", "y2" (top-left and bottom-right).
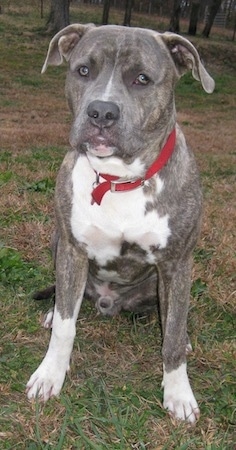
[{"x1": 87, "y1": 100, "x2": 120, "y2": 128}]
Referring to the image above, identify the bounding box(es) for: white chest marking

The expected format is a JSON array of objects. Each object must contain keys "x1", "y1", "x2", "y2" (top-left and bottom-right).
[{"x1": 71, "y1": 157, "x2": 171, "y2": 266}]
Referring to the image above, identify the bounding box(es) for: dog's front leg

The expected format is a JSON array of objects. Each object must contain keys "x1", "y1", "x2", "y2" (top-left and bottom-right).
[
  {"x1": 26, "y1": 238, "x2": 88, "y2": 401},
  {"x1": 158, "y1": 259, "x2": 200, "y2": 424}
]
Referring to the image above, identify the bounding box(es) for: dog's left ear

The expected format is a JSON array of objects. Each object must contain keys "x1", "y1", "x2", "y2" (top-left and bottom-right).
[
  {"x1": 41, "y1": 23, "x2": 95, "y2": 74},
  {"x1": 160, "y1": 32, "x2": 215, "y2": 93}
]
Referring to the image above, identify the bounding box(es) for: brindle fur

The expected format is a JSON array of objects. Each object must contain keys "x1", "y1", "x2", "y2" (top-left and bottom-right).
[{"x1": 28, "y1": 24, "x2": 214, "y2": 422}]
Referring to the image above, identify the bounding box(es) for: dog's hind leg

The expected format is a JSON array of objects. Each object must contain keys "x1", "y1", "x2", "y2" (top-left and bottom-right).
[
  {"x1": 32, "y1": 286, "x2": 56, "y2": 329},
  {"x1": 42, "y1": 308, "x2": 54, "y2": 329}
]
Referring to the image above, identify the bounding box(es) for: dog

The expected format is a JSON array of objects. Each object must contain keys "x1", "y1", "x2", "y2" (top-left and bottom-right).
[{"x1": 26, "y1": 24, "x2": 214, "y2": 424}]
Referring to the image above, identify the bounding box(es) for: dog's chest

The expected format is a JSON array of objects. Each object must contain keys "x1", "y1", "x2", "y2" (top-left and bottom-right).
[{"x1": 71, "y1": 157, "x2": 171, "y2": 266}]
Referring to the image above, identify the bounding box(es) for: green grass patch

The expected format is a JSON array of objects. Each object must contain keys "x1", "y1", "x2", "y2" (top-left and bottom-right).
[
  {"x1": 176, "y1": 72, "x2": 236, "y2": 111},
  {"x1": 23, "y1": 178, "x2": 55, "y2": 194},
  {"x1": 0, "y1": 246, "x2": 37, "y2": 285},
  {"x1": 0, "y1": 171, "x2": 13, "y2": 186}
]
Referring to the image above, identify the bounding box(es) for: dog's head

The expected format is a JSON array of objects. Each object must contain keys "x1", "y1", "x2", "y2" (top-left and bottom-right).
[{"x1": 42, "y1": 24, "x2": 214, "y2": 167}]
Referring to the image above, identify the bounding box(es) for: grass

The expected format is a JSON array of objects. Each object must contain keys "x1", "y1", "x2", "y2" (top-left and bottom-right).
[{"x1": 0, "y1": 1, "x2": 236, "y2": 449}]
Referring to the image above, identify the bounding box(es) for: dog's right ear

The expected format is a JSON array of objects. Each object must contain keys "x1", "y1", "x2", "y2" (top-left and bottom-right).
[{"x1": 41, "y1": 23, "x2": 95, "y2": 74}]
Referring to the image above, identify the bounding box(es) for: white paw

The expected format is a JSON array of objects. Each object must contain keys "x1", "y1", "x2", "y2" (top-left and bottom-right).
[
  {"x1": 26, "y1": 358, "x2": 67, "y2": 401},
  {"x1": 162, "y1": 363, "x2": 200, "y2": 424},
  {"x1": 41, "y1": 308, "x2": 54, "y2": 329},
  {"x1": 185, "y1": 342, "x2": 193, "y2": 355}
]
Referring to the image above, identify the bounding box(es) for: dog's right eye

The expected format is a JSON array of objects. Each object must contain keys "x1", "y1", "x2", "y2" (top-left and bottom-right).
[{"x1": 78, "y1": 66, "x2": 89, "y2": 77}]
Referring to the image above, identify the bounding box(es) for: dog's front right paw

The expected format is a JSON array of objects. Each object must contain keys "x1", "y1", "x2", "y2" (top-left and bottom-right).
[
  {"x1": 26, "y1": 360, "x2": 66, "y2": 401},
  {"x1": 162, "y1": 363, "x2": 200, "y2": 424}
]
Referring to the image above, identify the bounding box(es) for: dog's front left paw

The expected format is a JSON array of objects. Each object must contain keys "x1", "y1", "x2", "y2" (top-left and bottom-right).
[
  {"x1": 26, "y1": 359, "x2": 67, "y2": 402},
  {"x1": 162, "y1": 363, "x2": 200, "y2": 424},
  {"x1": 163, "y1": 389, "x2": 200, "y2": 424}
]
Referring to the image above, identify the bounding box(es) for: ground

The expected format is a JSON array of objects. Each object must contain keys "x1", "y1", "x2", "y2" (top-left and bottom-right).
[{"x1": 0, "y1": 2, "x2": 235, "y2": 449}]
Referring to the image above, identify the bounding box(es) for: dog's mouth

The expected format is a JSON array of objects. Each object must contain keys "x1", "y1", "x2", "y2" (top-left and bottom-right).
[{"x1": 83, "y1": 136, "x2": 116, "y2": 158}]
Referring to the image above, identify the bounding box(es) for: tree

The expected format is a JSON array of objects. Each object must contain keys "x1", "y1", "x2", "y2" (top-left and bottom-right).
[
  {"x1": 123, "y1": 0, "x2": 134, "y2": 26},
  {"x1": 46, "y1": 0, "x2": 70, "y2": 34},
  {"x1": 233, "y1": 11, "x2": 236, "y2": 41},
  {"x1": 102, "y1": 0, "x2": 111, "y2": 25},
  {"x1": 169, "y1": 0, "x2": 182, "y2": 33},
  {"x1": 188, "y1": 1, "x2": 200, "y2": 36},
  {"x1": 202, "y1": 0, "x2": 222, "y2": 38}
]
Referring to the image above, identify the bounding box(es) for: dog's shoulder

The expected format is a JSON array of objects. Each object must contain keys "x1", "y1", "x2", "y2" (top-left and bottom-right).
[{"x1": 55, "y1": 150, "x2": 80, "y2": 220}]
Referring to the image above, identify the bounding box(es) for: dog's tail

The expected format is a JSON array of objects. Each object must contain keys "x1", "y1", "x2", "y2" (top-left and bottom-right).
[{"x1": 33, "y1": 285, "x2": 55, "y2": 300}]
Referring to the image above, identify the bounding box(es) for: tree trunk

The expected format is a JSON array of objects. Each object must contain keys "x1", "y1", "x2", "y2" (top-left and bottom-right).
[
  {"x1": 46, "y1": 0, "x2": 70, "y2": 34},
  {"x1": 188, "y1": 1, "x2": 200, "y2": 36},
  {"x1": 123, "y1": 0, "x2": 134, "y2": 26},
  {"x1": 202, "y1": 0, "x2": 222, "y2": 38},
  {"x1": 148, "y1": 0, "x2": 153, "y2": 14},
  {"x1": 169, "y1": 0, "x2": 182, "y2": 33},
  {"x1": 232, "y1": 12, "x2": 236, "y2": 41},
  {"x1": 102, "y1": 0, "x2": 111, "y2": 25}
]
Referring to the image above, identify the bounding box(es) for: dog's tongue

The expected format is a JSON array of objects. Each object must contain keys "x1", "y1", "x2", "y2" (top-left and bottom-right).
[{"x1": 87, "y1": 137, "x2": 114, "y2": 157}]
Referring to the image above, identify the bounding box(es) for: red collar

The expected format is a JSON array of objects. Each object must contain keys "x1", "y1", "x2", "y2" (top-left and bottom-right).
[{"x1": 91, "y1": 128, "x2": 176, "y2": 205}]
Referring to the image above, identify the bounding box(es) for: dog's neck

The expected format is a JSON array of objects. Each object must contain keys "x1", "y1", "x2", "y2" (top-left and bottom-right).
[{"x1": 88, "y1": 128, "x2": 176, "y2": 205}]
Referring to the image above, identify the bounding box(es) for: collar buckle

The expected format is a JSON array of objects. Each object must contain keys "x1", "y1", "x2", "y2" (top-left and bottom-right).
[{"x1": 110, "y1": 178, "x2": 143, "y2": 193}]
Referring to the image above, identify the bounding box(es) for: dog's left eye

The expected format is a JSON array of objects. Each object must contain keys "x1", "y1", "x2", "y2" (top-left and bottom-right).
[
  {"x1": 78, "y1": 66, "x2": 89, "y2": 77},
  {"x1": 134, "y1": 74, "x2": 150, "y2": 86}
]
